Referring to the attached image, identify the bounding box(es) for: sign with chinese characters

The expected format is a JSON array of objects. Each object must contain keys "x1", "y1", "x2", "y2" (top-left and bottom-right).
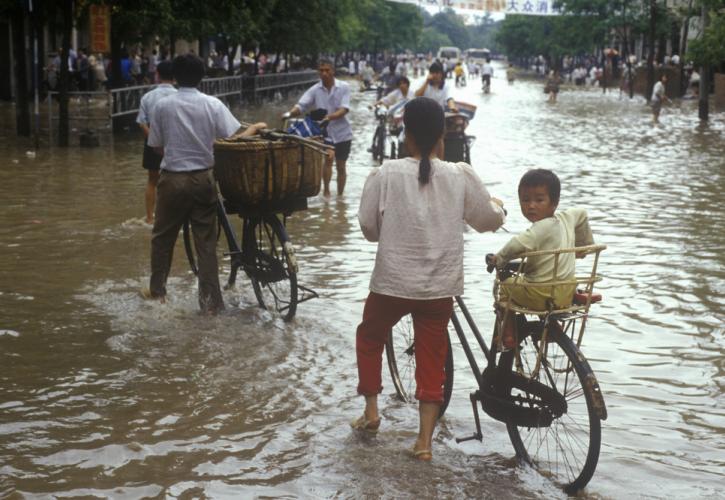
[
  {"x1": 89, "y1": 4, "x2": 111, "y2": 54},
  {"x1": 389, "y1": 0, "x2": 561, "y2": 15}
]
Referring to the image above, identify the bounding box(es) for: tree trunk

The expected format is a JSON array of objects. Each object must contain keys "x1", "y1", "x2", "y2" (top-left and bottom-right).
[
  {"x1": 698, "y1": 4, "x2": 709, "y2": 122},
  {"x1": 646, "y1": 0, "x2": 657, "y2": 103},
  {"x1": 58, "y1": 0, "x2": 72, "y2": 147},
  {"x1": 11, "y1": 7, "x2": 31, "y2": 136},
  {"x1": 110, "y1": 22, "x2": 123, "y2": 89},
  {"x1": 679, "y1": 0, "x2": 693, "y2": 96},
  {"x1": 227, "y1": 44, "x2": 238, "y2": 76}
]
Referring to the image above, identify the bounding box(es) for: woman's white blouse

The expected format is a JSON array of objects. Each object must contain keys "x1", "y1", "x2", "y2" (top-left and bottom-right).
[{"x1": 358, "y1": 158, "x2": 505, "y2": 299}]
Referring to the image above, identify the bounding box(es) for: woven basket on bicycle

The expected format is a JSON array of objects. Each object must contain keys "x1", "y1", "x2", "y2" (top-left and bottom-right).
[{"x1": 213, "y1": 136, "x2": 325, "y2": 205}]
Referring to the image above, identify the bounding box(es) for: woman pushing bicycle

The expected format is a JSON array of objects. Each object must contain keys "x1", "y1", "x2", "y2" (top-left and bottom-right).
[{"x1": 352, "y1": 97, "x2": 506, "y2": 460}]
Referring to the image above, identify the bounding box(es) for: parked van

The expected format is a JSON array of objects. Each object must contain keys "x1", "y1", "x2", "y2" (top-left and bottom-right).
[
  {"x1": 437, "y1": 46, "x2": 461, "y2": 61},
  {"x1": 465, "y1": 48, "x2": 491, "y2": 65}
]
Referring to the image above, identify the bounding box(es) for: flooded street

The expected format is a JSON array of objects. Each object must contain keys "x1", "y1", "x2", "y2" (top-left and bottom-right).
[{"x1": 1, "y1": 65, "x2": 723, "y2": 498}]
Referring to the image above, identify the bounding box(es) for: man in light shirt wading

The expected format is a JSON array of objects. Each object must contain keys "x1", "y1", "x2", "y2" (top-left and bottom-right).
[
  {"x1": 285, "y1": 59, "x2": 353, "y2": 197},
  {"x1": 142, "y1": 54, "x2": 266, "y2": 313},
  {"x1": 136, "y1": 60, "x2": 176, "y2": 224}
]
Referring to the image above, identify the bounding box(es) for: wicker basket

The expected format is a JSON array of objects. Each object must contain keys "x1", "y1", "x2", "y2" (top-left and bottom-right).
[{"x1": 214, "y1": 138, "x2": 324, "y2": 205}]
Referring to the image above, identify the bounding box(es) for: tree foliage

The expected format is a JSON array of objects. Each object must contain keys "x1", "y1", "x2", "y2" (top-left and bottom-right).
[{"x1": 688, "y1": 2, "x2": 725, "y2": 68}]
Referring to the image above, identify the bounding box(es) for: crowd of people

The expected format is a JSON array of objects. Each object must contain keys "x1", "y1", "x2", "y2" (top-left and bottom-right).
[{"x1": 44, "y1": 46, "x2": 299, "y2": 92}]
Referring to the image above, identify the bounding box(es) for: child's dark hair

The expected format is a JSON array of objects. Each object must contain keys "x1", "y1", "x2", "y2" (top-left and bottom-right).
[
  {"x1": 403, "y1": 97, "x2": 444, "y2": 185},
  {"x1": 172, "y1": 53, "x2": 205, "y2": 87},
  {"x1": 518, "y1": 169, "x2": 561, "y2": 203},
  {"x1": 157, "y1": 60, "x2": 173, "y2": 81},
  {"x1": 397, "y1": 76, "x2": 410, "y2": 87}
]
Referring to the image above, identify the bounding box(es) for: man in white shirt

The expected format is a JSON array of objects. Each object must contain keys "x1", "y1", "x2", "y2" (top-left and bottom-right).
[
  {"x1": 136, "y1": 60, "x2": 177, "y2": 224},
  {"x1": 285, "y1": 59, "x2": 353, "y2": 196},
  {"x1": 481, "y1": 59, "x2": 494, "y2": 91},
  {"x1": 651, "y1": 74, "x2": 671, "y2": 123},
  {"x1": 144, "y1": 53, "x2": 266, "y2": 312}
]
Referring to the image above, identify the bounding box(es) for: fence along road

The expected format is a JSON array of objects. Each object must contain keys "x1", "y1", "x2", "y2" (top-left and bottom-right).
[
  {"x1": 111, "y1": 70, "x2": 319, "y2": 118},
  {"x1": 43, "y1": 71, "x2": 320, "y2": 140}
]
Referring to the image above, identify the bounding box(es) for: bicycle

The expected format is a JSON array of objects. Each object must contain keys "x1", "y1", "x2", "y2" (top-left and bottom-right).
[
  {"x1": 482, "y1": 74, "x2": 491, "y2": 94},
  {"x1": 386, "y1": 244, "x2": 607, "y2": 494},
  {"x1": 443, "y1": 109, "x2": 475, "y2": 164},
  {"x1": 370, "y1": 105, "x2": 388, "y2": 164},
  {"x1": 183, "y1": 128, "x2": 326, "y2": 322}
]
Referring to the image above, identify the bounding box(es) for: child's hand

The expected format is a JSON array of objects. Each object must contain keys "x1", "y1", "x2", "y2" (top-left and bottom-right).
[{"x1": 575, "y1": 251, "x2": 586, "y2": 259}]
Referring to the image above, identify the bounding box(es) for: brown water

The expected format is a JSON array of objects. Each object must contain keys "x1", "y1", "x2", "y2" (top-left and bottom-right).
[{"x1": 1, "y1": 67, "x2": 724, "y2": 498}]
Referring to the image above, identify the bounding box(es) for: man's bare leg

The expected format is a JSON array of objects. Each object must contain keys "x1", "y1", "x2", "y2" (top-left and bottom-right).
[
  {"x1": 336, "y1": 159, "x2": 347, "y2": 196},
  {"x1": 323, "y1": 152, "x2": 333, "y2": 197},
  {"x1": 145, "y1": 170, "x2": 160, "y2": 223}
]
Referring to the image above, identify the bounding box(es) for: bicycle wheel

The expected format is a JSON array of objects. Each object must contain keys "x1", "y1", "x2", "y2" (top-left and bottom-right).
[
  {"x1": 385, "y1": 314, "x2": 454, "y2": 418},
  {"x1": 245, "y1": 215, "x2": 298, "y2": 321},
  {"x1": 499, "y1": 326, "x2": 601, "y2": 494},
  {"x1": 371, "y1": 125, "x2": 385, "y2": 163},
  {"x1": 390, "y1": 140, "x2": 397, "y2": 160},
  {"x1": 182, "y1": 221, "x2": 198, "y2": 275}
]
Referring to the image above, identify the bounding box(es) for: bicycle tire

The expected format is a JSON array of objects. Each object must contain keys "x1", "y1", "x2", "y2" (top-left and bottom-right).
[
  {"x1": 245, "y1": 215, "x2": 298, "y2": 321},
  {"x1": 385, "y1": 314, "x2": 454, "y2": 418},
  {"x1": 499, "y1": 326, "x2": 601, "y2": 494},
  {"x1": 390, "y1": 141, "x2": 397, "y2": 160},
  {"x1": 372, "y1": 125, "x2": 385, "y2": 164},
  {"x1": 182, "y1": 221, "x2": 198, "y2": 276}
]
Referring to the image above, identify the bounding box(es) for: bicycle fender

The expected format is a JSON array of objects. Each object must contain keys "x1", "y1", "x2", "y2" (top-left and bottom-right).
[
  {"x1": 284, "y1": 241, "x2": 299, "y2": 274},
  {"x1": 584, "y1": 372, "x2": 607, "y2": 421}
]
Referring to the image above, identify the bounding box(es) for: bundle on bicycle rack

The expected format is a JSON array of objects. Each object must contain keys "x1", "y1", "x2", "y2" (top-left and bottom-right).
[{"x1": 213, "y1": 128, "x2": 328, "y2": 206}]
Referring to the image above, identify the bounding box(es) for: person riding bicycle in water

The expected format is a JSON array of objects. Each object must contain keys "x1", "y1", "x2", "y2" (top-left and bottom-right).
[
  {"x1": 481, "y1": 58, "x2": 493, "y2": 92},
  {"x1": 454, "y1": 61, "x2": 465, "y2": 86},
  {"x1": 489, "y1": 169, "x2": 594, "y2": 349},
  {"x1": 373, "y1": 76, "x2": 411, "y2": 138},
  {"x1": 352, "y1": 97, "x2": 506, "y2": 461},
  {"x1": 415, "y1": 62, "x2": 458, "y2": 113},
  {"x1": 372, "y1": 76, "x2": 411, "y2": 110}
]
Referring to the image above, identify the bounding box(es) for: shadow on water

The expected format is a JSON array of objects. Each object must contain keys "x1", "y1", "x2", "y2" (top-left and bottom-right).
[{"x1": 1, "y1": 65, "x2": 724, "y2": 497}]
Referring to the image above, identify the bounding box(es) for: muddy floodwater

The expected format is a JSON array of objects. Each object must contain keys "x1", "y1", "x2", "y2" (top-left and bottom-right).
[{"x1": 1, "y1": 65, "x2": 723, "y2": 498}]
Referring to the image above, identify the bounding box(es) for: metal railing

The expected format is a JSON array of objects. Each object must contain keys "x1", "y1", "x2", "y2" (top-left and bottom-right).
[
  {"x1": 198, "y1": 75, "x2": 243, "y2": 98},
  {"x1": 252, "y1": 70, "x2": 318, "y2": 92},
  {"x1": 108, "y1": 71, "x2": 319, "y2": 119},
  {"x1": 43, "y1": 72, "x2": 320, "y2": 139}
]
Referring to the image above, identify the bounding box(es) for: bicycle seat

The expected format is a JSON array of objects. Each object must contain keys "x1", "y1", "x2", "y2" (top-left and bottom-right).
[{"x1": 573, "y1": 289, "x2": 602, "y2": 305}]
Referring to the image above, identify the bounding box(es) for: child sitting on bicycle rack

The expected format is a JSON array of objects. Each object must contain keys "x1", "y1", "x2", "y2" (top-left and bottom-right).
[{"x1": 489, "y1": 169, "x2": 594, "y2": 349}]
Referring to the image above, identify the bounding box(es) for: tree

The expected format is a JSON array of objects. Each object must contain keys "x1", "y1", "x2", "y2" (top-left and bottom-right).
[
  {"x1": 428, "y1": 8, "x2": 470, "y2": 49},
  {"x1": 688, "y1": 0, "x2": 725, "y2": 121},
  {"x1": 419, "y1": 27, "x2": 452, "y2": 54},
  {"x1": 1, "y1": 0, "x2": 31, "y2": 136}
]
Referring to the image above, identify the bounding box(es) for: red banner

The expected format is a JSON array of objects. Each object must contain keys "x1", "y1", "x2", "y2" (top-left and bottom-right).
[{"x1": 89, "y1": 4, "x2": 111, "y2": 54}]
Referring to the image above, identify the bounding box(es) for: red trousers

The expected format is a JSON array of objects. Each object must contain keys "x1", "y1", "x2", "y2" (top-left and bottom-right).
[{"x1": 356, "y1": 292, "x2": 453, "y2": 403}]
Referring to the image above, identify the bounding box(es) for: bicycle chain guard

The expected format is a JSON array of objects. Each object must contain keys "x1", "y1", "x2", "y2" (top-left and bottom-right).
[{"x1": 479, "y1": 365, "x2": 566, "y2": 428}]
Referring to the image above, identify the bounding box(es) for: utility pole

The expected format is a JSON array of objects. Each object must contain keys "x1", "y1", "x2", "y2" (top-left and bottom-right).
[{"x1": 698, "y1": 2, "x2": 709, "y2": 122}]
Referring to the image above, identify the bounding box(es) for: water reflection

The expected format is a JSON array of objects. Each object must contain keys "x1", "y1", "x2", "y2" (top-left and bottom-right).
[{"x1": 0, "y1": 65, "x2": 723, "y2": 497}]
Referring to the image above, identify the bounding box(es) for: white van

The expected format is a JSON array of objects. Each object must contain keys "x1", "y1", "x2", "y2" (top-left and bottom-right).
[
  {"x1": 465, "y1": 48, "x2": 491, "y2": 65},
  {"x1": 437, "y1": 46, "x2": 461, "y2": 61}
]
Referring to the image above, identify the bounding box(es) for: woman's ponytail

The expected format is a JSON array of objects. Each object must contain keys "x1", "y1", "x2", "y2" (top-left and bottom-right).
[
  {"x1": 419, "y1": 156, "x2": 432, "y2": 185},
  {"x1": 403, "y1": 97, "x2": 444, "y2": 186}
]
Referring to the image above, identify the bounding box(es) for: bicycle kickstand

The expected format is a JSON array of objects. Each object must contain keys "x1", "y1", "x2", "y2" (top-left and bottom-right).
[{"x1": 455, "y1": 391, "x2": 483, "y2": 443}]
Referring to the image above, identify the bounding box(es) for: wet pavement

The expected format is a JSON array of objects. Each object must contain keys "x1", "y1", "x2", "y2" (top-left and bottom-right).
[{"x1": 1, "y1": 64, "x2": 724, "y2": 498}]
